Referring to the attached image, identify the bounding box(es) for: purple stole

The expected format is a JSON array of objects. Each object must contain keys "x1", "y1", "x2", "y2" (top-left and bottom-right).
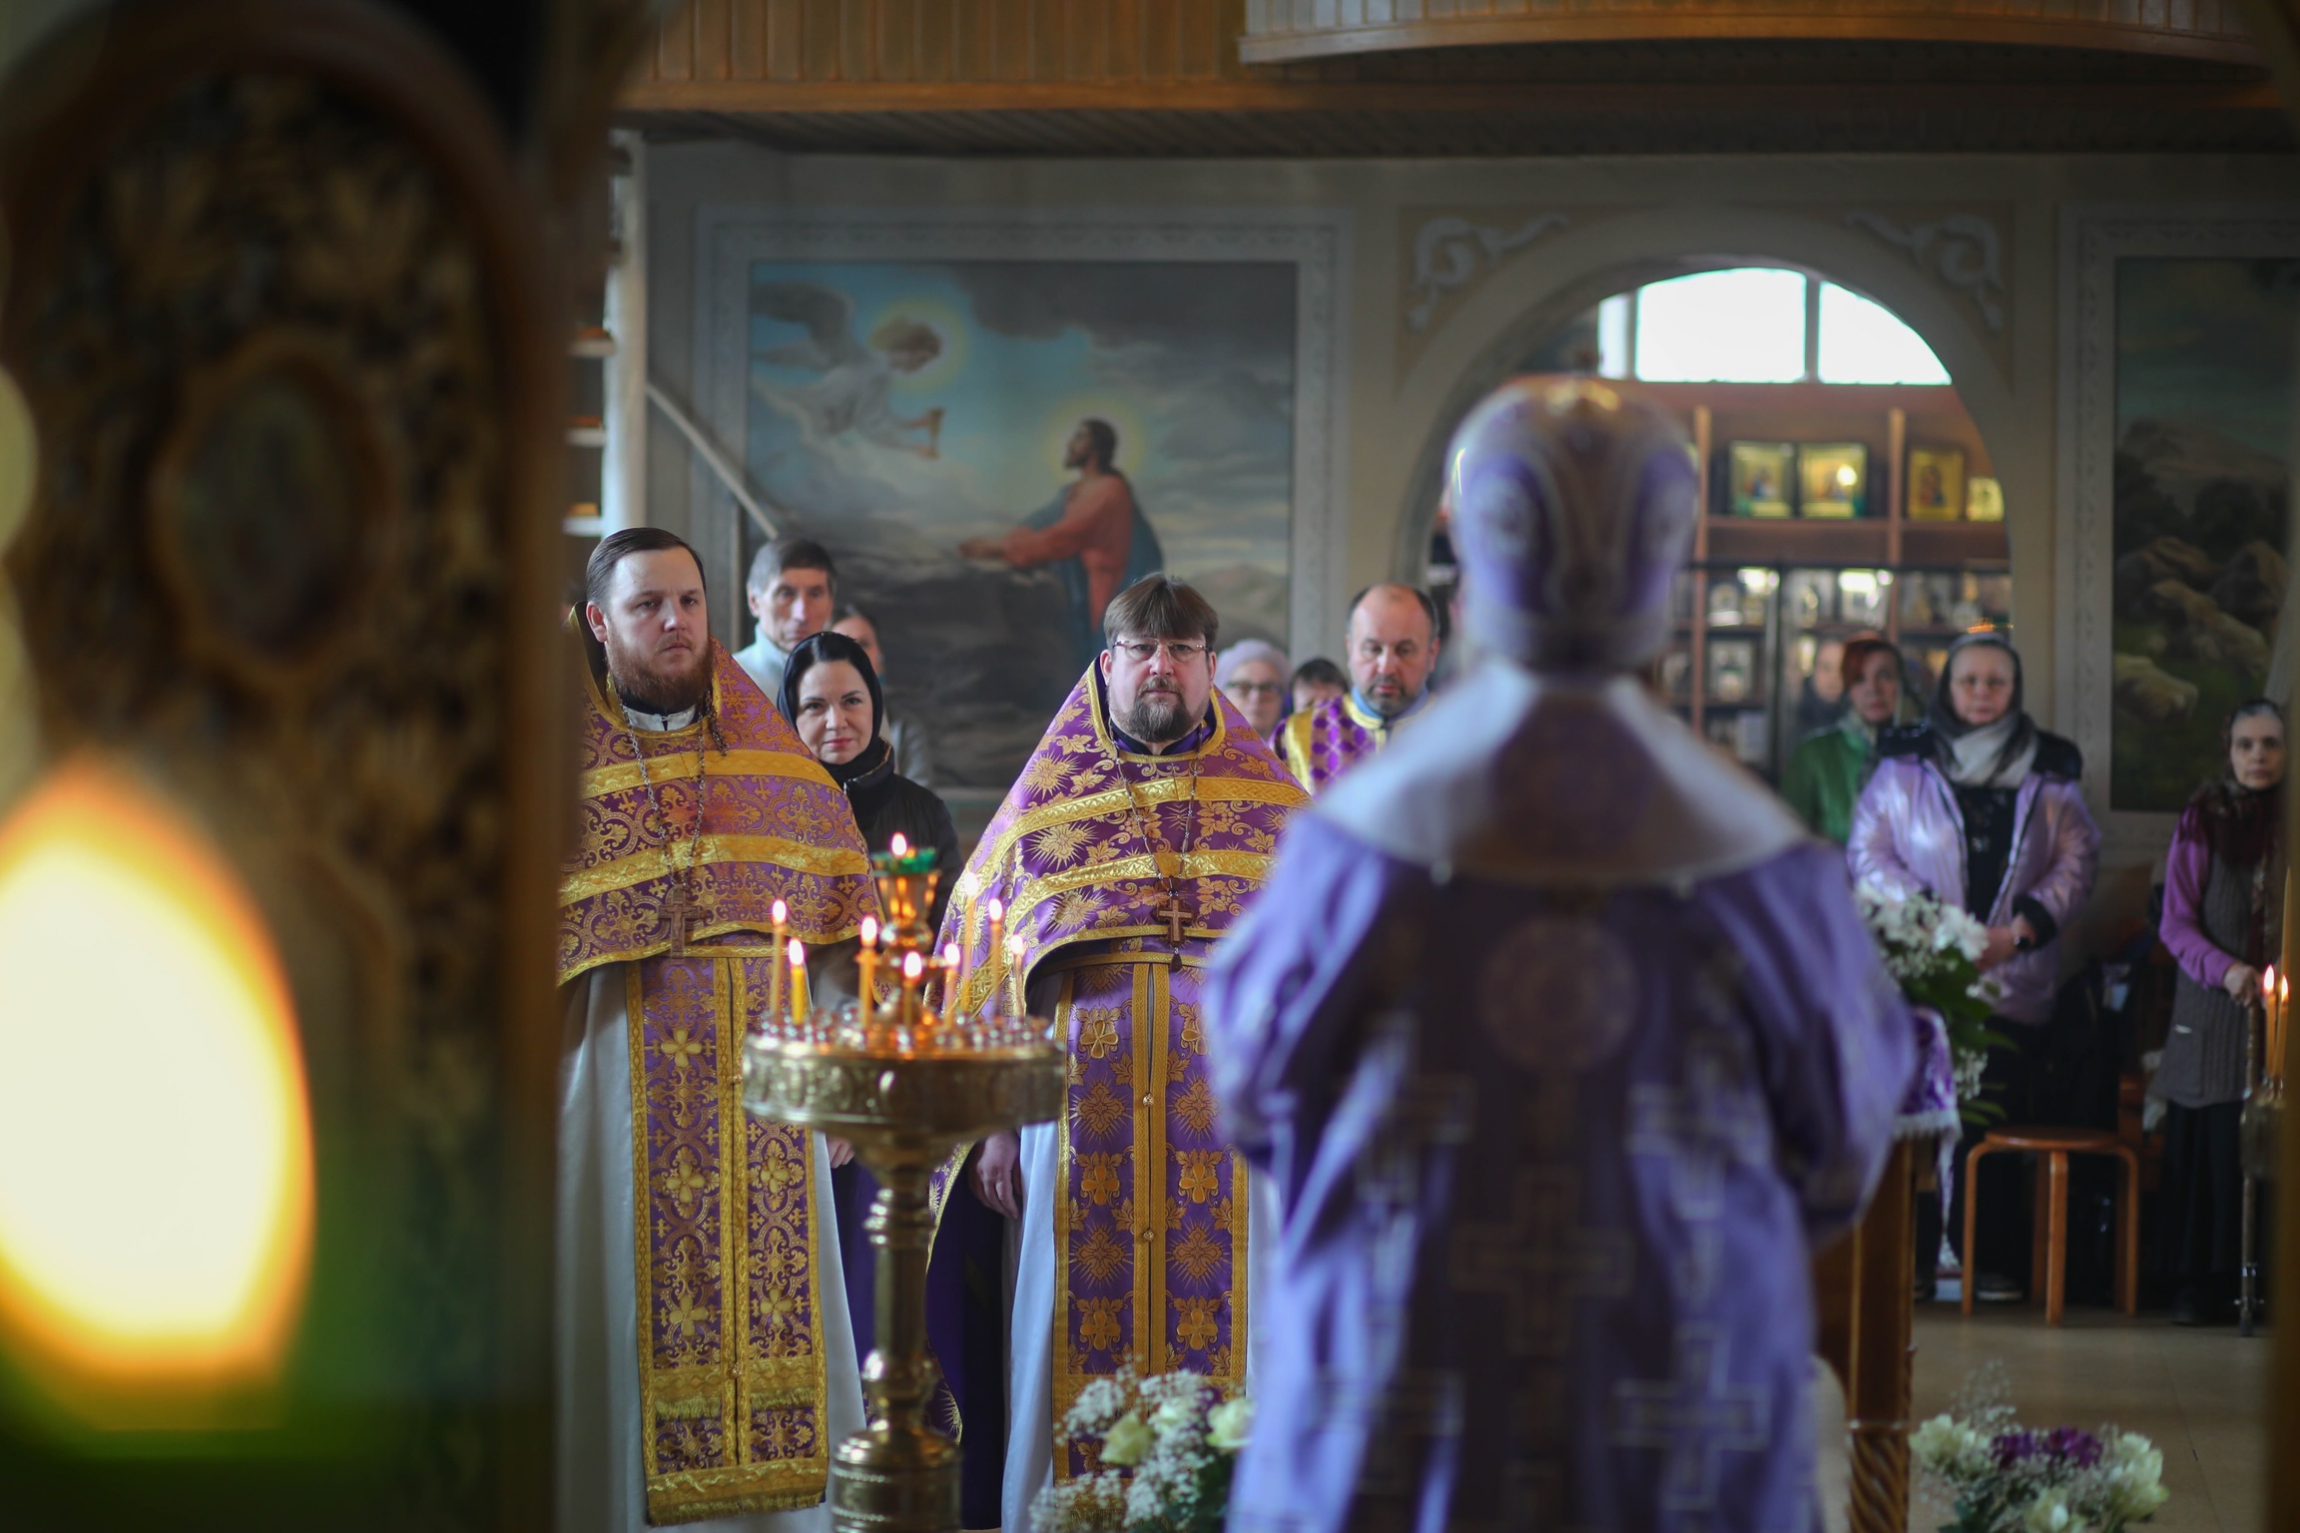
[
  {"x1": 560, "y1": 642, "x2": 875, "y2": 1524},
  {"x1": 939, "y1": 667, "x2": 1307, "y2": 1474},
  {"x1": 1281, "y1": 692, "x2": 1390, "y2": 794}
]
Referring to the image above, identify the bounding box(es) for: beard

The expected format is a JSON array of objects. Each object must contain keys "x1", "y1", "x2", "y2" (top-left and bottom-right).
[
  {"x1": 604, "y1": 630, "x2": 711, "y2": 716},
  {"x1": 1117, "y1": 685, "x2": 1193, "y2": 746}
]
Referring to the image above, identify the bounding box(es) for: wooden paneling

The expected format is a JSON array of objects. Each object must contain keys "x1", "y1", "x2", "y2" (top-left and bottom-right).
[
  {"x1": 632, "y1": 0, "x2": 1253, "y2": 94},
  {"x1": 1241, "y1": 0, "x2": 2265, "y2": 65}
]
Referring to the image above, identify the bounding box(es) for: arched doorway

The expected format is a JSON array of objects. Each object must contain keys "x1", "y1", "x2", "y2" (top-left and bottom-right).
[{"x1": 1406, "y1": 259, "x2": 2010, "y2": 784}]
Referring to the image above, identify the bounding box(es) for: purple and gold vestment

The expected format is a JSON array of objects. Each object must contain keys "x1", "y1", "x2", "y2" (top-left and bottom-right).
[
  {"x1": 1280, "y1": 690, "x2": 1393, "y2": 794},
  {"x1": 560, "y1": 641, "x2": 876, "y2": 1527},
  {"x1": 938, "y1": 664, "x2": 1306, "y2": 1528}
]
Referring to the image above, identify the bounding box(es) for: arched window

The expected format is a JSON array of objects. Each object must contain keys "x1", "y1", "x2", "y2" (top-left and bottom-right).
[{"x1": 1595, "y1": 268, "x2": 1948, "y2": 387}]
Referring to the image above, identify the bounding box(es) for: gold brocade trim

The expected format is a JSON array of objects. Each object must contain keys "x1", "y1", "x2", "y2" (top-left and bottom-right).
[
  {"x1": 1280, "y1": 709, "x2": 1316, "y2": 790},
  {"x1": 560, "y1": 832, "x2": 872, "y2": 904},
  {"x1": 629, "y1": 958, "x2": 831, "y2": 1527},
  {"x1": 1138, "y1": 961, "x2": 1166, "y2": 1378},
  {"x1": 949, "y1": 850, "x2": 1276, "y2": 1015},
  {"x1": 581, "y1": 748, "x2": 840, "y2": 799},
  {"x1": 949, "y1": 777, "x2": 1306, "y2": 909},
  {"x1": 1343, "y1": 691, "x2": 1389, "y2": 737},
  {"x1": 557, "y1": 927, "x2": 859, "y2": 991},
  {"x1": 1051, "y1": 966, "x2": 1084, "y2": 1485}
]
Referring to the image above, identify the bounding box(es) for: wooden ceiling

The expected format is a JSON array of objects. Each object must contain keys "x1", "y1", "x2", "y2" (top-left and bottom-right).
[{"x1": 617, "y1": 1, "x2": 2293, "y2": 155}]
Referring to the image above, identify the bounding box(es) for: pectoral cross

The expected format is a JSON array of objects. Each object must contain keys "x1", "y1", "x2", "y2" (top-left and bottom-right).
[
  {"x1": 662, "y1": 881, "x2": 699, "y2": 958},
  {"x1": 1156, "y1": 893, "x2": 1192, "y2": 961}
]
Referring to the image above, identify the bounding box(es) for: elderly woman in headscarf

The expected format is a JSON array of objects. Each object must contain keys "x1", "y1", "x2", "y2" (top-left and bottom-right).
[
  {"x1": 1216, "y1": 637, "x2": 1292, "y2": 745},
  {"x1": 2156, "y1": 698, "x2": 2285, "y2": 1324},
  {"x1": 1206, "y1": 378, "x2": 1913, "y2": 1533},
  {"x1": 1849, "y1": 631, "x2": 2101, "y2": 1304}
]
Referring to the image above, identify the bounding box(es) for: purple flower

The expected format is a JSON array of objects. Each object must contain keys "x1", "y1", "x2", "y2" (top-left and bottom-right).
[
  {"x1": 1990, "y1": 1431, "x2": 2041, "y2": 1469},
  {"x1": 2043, "y1": 1427, "x2": 2103, "y2": 1468}
]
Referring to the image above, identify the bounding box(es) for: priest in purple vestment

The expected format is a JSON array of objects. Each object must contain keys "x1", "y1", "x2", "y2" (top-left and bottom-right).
[
  {"x1": 939, "y1": 575, "x2": 1308, "y2": 1532},
  {"x1": 1206, "y1": 378, "x2": 1915, "y2": 1533}
]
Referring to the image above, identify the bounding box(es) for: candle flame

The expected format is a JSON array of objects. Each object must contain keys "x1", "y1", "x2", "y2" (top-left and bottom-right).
[
  {"x1": 860, "y1": 915, "x2": 879, "y2": 946},
  {"x1": 772, "y1": 897, "x2": 788, "y2": 925},
  {"x1": 903, "y1": 952, "x2": 924, "y2": 981},
  {"x1": 0, "y1": 761, "x2": 314, "y2": 1421},
  {"x1": 787, "y1": 937, "x2": 805, "y2": 967},
  {"x1": 944, "y1": 943, "x2": 960, "y2": 965},
  {"x1": 889, "y1": 833, "x2": 908, "y2": 858},
  {"x1": 987, "y1": 896, "x2": 1004, "y2": 921}
]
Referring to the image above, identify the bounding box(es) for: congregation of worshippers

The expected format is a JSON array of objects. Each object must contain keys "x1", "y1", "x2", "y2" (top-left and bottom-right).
[{"x1": 563, "y1": 381, "x2": 2267, "y2": 1533}]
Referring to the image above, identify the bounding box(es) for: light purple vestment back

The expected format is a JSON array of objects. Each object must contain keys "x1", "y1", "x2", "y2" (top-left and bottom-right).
[{"x1": 1204, "y1": 381, "x2": 1916, "y2": 1533}]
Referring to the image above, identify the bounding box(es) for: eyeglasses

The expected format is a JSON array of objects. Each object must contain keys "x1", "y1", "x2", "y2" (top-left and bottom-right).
[
  {"x1": 1111, "y1": 639, "x2": 1208, "y2": 664},
  {"x1": 1226, "y1": 681, "x2": 1283, "y2": 695}
]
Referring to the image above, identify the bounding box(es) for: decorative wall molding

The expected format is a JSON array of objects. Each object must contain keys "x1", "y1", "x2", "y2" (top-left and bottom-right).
[
  {"x1": 2057, "y1": 205, "x2": 2300, "y2": 872},
  {"x1": 1406, "y1": 212, "x2": 1571, "y2": 334},
  {"x1": 1846, "y1": 210, "x2": 2008, "y2": 334},
  {"x1": 694, "y1": 206, "x2": 1352, "y2": 667}
]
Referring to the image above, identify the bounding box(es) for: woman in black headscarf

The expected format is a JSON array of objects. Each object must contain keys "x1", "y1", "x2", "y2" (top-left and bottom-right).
[
  {"x1": 2156, "y1": 698, "x2": 2285, "y2": 1323},
  {"x1": 776, "y1": 631, "x2": 1002, "y2": 1520},
  {"x1": 778, "y1": 630, "x2": 961, "y2": 931}
]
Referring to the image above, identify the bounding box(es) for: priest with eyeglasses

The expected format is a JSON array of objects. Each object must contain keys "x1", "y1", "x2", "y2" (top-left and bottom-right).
[{"x1": 936, "y1": 575, "x2": 1308, "y2": 1532}]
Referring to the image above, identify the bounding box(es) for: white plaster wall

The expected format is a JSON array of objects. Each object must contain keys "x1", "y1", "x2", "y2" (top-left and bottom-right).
[{"x1": 644, "y1": 141, "x2": 2298, "y2": 851}]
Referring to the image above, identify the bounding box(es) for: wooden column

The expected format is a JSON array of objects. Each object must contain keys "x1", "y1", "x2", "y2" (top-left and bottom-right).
[{"x1": 1815, "y1": 1138, "x2": 1919, "y2": 1533}]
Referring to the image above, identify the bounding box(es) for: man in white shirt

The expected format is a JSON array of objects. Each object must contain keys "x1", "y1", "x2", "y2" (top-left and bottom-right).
[{"x1": 733, "y1": 537, "x2": 837, "y2": 699}]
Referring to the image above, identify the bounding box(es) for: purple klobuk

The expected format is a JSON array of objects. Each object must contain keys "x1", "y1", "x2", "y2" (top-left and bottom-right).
[{"x1": 1206, "y1": 379, "x2": 1918, "y2": 1533}]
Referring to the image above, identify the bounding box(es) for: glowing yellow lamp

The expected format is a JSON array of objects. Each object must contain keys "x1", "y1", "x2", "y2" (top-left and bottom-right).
[{"x1": 0, "y1": 761, "x2": 314, "y2": 1418}]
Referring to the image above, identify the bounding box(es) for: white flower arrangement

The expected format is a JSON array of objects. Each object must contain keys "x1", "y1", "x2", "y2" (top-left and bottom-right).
[
  {"x1": 1912, "y1": 1365, "x2": 2169, "y2": 1533},
  {"x1": 1856, "y1": 883, "x2": 2011, "y2": 1126},
  {"x1": 1030, "y1": 1367, "x2": 1250, "y2": 1533}
]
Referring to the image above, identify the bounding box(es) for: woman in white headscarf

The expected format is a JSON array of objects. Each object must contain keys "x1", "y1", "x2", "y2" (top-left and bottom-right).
[{"x1": 1849, "y1": 631, "x2": 2100, "y2": 1303}]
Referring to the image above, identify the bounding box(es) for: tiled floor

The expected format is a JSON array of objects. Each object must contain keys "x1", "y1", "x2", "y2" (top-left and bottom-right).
[{"x1": 1908, "y1": 1306, "x2": 2273, "y2": 1532}]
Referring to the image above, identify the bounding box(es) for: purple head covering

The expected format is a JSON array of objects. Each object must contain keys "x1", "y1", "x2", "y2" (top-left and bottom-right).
[{"x1": 1446, "y1": 376, "x2": 1698, "y2": 672}]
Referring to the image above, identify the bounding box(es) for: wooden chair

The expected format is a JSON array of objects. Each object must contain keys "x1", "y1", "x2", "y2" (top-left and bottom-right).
[{"x1": 1961, "y1": 1127, "x2": 2141, "y2": 1325}]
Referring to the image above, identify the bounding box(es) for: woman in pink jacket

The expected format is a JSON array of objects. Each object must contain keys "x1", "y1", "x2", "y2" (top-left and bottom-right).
[{"x1": 1849, "y1": 632, "x2": 2101, "y2": 1302}]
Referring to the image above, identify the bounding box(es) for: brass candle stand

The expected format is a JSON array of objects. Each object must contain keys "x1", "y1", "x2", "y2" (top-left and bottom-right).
[
  {"x1": 742, "y1": 843, "x2": 1059, "y2": 1533},
  {"x1": 2241, "y1": 972, "x2": 2286, "y2": 1336}
]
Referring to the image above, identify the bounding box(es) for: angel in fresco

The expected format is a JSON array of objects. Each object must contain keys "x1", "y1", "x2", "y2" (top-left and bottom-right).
[{"x1": 750, "y1": 278, "x2": 946, "y2": 458}]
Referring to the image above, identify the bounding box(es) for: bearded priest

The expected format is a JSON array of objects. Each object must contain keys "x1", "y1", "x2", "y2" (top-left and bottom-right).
[
  {"x1": 559, "y1": 528, "x2": 878, "y2": 1532},
  {"x1": 938, "y1": 575, "x2": 1309, "y2": 1532}
]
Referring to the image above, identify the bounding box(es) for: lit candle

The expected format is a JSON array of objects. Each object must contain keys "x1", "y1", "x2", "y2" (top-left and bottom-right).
[
  {"x1": 858, "y1": 915, "x2": 879, "y2": 1021},
  {"x1": 787, "y1": 938, "x2": 810, "y2": 1031},
  {"x1": 2281, "y1": 973, "x2": 2291, "y2": 1084},
  {"x1": 939, "y1": 943, "x2": 961, "y2": 1031},
  {"x1": 770, "y1": 898, "x2": 789, "y2": 1022},
  {"x1": 2269, "y1": 966, "x2": 2282, "y2": 1080},
  {"x1": 984, "y1": 898, "x2": 1006, "y2": 1017},
  {"x1": 890, "y1": 833, "x2": 909, "y2": 859}
]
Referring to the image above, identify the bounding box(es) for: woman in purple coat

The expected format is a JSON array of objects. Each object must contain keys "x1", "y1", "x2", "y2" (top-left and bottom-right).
[
  {"x1": 1848, "y1": 632, "x2": 2100, "y2": 1302},
  {"x1": 2155, "y1": 698, "x2": 2283, "y2": 1324}
]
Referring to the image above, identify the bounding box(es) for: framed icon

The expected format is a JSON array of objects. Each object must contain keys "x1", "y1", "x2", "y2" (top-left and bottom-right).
[
  {"x1": 1726, "y1": 441, "x2": 1796, "y2": 518},
  {"x1": 1967, "y1": 475, "x2": 2005, "y2": 523},
  {"x1": 1797, "y1": 443, "x2": 1869, "y2": 519},
  {"x1": 1707, "y1": 639, "x2": 1757, "y2": 703},
  {"x1": 1906, "y1": 446, "x2": 1967, "y2": 522}
]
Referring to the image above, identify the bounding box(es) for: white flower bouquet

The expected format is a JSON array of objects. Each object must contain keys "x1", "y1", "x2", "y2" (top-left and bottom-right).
[
  {"x1": 1029, "y1": 1367, "x2": 1251, "y2": 1533},
  {"x1": 1857, "y1": 883, "x2": 2010, "y2": 1126},
  {"x1": 1912, "y1": 1367, "x2": 2169, "y2": 1533}
]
